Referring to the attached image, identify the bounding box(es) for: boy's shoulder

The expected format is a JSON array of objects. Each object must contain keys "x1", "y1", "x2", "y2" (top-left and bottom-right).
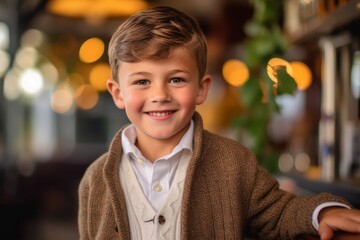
[
  {"x1": 201, "y1": 130, "x2": 257, "y2": 165},
  {"x1": 203, "y1": 130, "x2": 253, "y2": 154},
  {"x1": 81, "y1": 152, "x2": 109, "y2": 181}
]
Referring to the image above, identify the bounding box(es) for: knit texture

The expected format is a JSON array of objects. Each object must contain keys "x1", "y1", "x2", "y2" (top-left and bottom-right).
[
  {"x1": 78, "y1": 112, "x2": 350, "y2": 240},
  {"x1": 120, "y1": 154, "x2": 157, "y2": 240},
  {"x1": 120, "y1": 150, "x2": 189, "y2": 239}
]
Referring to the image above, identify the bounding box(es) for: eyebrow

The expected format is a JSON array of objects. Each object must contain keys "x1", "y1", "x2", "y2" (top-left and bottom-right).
[
  {"x1": 169, "y1": 69, "x2": 191, "y2": 74},
  {"x1": 128, "y1": 71, "x2": 150, "y2": 77},
  {"x1": 128, "y1": 69, "x2": 191, "y2": 77}
]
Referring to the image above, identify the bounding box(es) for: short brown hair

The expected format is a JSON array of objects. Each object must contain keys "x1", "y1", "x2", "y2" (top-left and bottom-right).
[{"x1": 108, "y1": 6, "x2": 208, "y2": 81}]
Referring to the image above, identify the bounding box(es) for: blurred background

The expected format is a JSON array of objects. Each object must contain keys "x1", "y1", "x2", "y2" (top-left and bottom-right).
[{"x1": 0, "y1": 0, "x2": 359, "y2": 239}]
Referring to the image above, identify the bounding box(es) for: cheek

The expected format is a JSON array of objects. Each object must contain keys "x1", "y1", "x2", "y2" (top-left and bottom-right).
[
  {"x1": 176, "y1": 90, "x2": 197, "y2": 109},
  {"x1": 123, "y1": 91, "x2": 144, "y2": 110}
]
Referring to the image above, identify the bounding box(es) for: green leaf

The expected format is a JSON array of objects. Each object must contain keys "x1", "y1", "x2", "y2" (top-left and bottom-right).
[
  {"x1": 271, "y1": 25, "x2": 288, "y2": 51},
  {"x1": 276, "y1": 67, "x2": 297, "y2": 95},
  {"x1": 240, "y1": 76, "x2": 263, "y2": 107},
  {"x1": 232, "y1": 0, "x2": 288, "y2": 171},
  {"x1": 244, "y1": 41, "x2": 262, "y2": 68}
]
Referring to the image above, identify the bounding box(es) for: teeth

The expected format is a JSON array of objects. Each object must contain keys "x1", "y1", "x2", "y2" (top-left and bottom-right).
[{"x1": 149, "y1": 111, "x2": 172, "y2": 117}]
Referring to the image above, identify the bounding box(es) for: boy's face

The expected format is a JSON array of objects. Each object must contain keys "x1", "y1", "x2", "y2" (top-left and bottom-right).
[{"x1": 107, "y1": 47, "x2": 211, "y2": 148}]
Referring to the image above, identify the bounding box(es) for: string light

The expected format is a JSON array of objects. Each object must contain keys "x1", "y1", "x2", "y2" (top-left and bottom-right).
[
  {"x1": 222, "y1": 59, "x2": 249, "y2": 87},
  {"x1": 47, "y1": 0, "x2": 149, "y2": 18},
  {"x1": 79, "y1": 37, "x2": 105, "y2": 63},
  {"x1": 267, "y1": 58, "x2": 293, "y2": 83},
  {"x1": 290, "y1": 61, "x2": 312, "y2": 90}
]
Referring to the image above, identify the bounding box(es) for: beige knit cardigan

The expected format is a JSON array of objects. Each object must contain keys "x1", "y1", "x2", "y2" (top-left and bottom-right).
[{"x1": 78, "y1": 112, "x2": 348, "y2": 240}]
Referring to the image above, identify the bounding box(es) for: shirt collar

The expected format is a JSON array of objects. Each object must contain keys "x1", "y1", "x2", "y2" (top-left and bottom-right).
[{"x1": 121, "y1": 120, "x2": 194, "y2": 161}]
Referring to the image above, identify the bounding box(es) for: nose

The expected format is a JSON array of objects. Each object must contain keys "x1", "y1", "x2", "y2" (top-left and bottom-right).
[{"x1": 151, "y1": 84, "x2": 171, "y2": 103}]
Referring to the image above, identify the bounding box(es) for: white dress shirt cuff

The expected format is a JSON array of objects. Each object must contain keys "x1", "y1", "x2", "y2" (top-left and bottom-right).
[{"x1": 312, "y1": 202, "x2": 351, "y2": 230}]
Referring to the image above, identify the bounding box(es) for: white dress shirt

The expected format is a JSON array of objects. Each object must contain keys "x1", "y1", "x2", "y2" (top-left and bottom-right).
[{"x1": 121, "y1": 120, "x2": 194, "y2": 211}]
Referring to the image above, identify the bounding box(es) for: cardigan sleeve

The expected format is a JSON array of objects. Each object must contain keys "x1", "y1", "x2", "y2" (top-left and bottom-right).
[
  {"x1": 78, "y1": 154, "x2": 108, "y2": 240},
  {"x1": 78, "y1": 167, "x2": 91, "y2": 240},
  {"x1": 246, "y1": 164, "x2": 351, "y2": 239}
]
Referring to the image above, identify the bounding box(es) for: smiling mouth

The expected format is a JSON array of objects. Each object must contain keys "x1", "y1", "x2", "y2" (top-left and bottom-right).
[{"x1": 147, "y1": 111, "x2": 175, "y2": 117}]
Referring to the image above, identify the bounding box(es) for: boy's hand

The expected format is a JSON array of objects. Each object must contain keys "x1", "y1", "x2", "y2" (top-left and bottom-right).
[{"x1": 318, "y1": 207, "x2": 360, "y2": 240}]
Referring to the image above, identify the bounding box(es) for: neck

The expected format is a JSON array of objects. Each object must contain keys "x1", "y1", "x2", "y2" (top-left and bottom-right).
[
  {"x1": 136, "y1": 140, "x2": 175, "y2": 163},
  {"x1": 135, "y1": 123, "x2": 190, "y2": 163}
]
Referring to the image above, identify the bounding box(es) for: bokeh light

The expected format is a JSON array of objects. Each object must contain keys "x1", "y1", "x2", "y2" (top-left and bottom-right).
[
  {"x1": 278, "y1": 153, "x2": 294, "y2": 173},
  {"x1": 89, "y1": 63, "x2": 110, "y2": 91},
  {"x1": 0, "y1": 22, "x2": 9, "y2": 50},
  {"x1": 267, "y1": 58, "x2": 293, "y2": 83},
  {"x1": 51, "y1": 84, "x2": 74, "y2": 114},
  {"x1": 79, "y1": 37, "x2": 104, "y2": 63},
  {"x1": 75, "y1": 84, "x2": 99, "y2": 110},
  {"x1": 15, "y1": 47, "x2": 39, "y2": 69},
  {"x1": 20, "y1": 29, "x2": 45, "y2": 48},
  {"x1": 19, "y1": 68, "x2": 44, "y2": 95},
  {"x1": 3, "y1": 69, "x2": 21, "y2": 100},
  {"x1": 47, "y1": 0, "x2": 150, "y2": 18},
  {"x1": 294, "y1": 153, "x2": 311, "y2": 173},
  {"x1": 222, "y1": 59, "x2": 249, "y2": 87},
  {"x1": 290, "y1": 61, "x2": 312, "y2": 90},
  {"x1": 40, "y1": 62, "x2": 59, "y2": 85}
]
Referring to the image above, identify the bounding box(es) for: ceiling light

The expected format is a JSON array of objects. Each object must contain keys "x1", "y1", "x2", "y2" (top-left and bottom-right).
[{"x1": 47, "y1": 0, "x2": 150, "y2": 18}]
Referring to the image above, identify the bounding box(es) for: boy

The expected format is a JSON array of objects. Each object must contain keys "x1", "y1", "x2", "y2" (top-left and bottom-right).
[{"x1": 78, "y1": 6, "x2": 360, "y2": 240}]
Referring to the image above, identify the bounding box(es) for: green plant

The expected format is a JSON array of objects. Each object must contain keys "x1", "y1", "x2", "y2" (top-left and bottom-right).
[{"x1": 233, "y1": 0, "x2": 297, "y2": 172}]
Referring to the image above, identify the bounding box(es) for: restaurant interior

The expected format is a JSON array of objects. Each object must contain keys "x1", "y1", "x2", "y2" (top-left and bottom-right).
[{"x1": 0, "y1": 0, "x2": 360, "y2": 239}]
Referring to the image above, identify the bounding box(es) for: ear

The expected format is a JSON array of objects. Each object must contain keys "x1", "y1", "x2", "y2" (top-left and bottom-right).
[
  {"x1": 196, "y1": 74, "x2": 212, "y2": 105},
  {"x1": 107, "y1": 79, "x2": 125, "y2": 109}
]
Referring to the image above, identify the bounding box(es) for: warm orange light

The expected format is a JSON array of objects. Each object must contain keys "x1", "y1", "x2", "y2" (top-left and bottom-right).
[
  {"x1": 51, "y1": 85, "x2": 74, "y2": 113},
  {"x1": 290, "y1": 61, "x2": 312, "y2": 90},
  {"x1": 75, "y1": 84, "x2": 99, "y2": 110},
  {"x1": 79, "y1": 37, "x2": 104, "y2": 63},
  {"x1": 89, "y1": 63, "x2": 111, "y2": 91},
  {"x1": 47, "y1": 0, "x2": 150, "y2": 18},
  {"x1": 267, "y1": 58, "x2": 293, "y2": 83},
  {"x1": 222, "y1": 59, "x2": 249, "y2": 87}
]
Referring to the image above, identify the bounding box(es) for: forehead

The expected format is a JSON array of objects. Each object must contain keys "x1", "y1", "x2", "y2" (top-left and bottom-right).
[{"x1": 118, "y1": 47, "x2": 198, "y2": 75}]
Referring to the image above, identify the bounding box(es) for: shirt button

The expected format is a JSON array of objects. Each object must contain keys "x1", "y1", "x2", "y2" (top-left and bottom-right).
[
  {"x1": 153, "y1": 183, "x2": 162, "y2": 192},
  {"x1": 158, "y1": 215, "x2": 166, "y2": 225}
]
